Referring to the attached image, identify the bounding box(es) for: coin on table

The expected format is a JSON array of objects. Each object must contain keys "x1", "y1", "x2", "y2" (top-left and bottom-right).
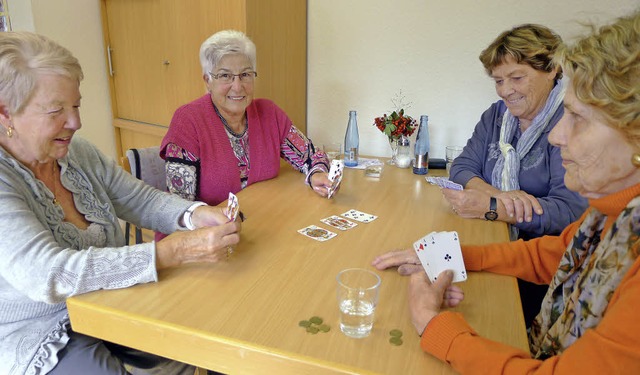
[
  {"x1": 389, "y1": 329, "x2": 403, "y2": 337},
  {"x1": 318, "y1": 324, "x2": 331, "y2": 332}
]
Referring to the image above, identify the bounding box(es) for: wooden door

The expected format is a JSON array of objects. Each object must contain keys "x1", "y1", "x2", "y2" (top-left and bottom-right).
[
  {"x1": 104, "y1": 0, "x2": 245, "y2": 127},
  {"x1": 102, "y1": 0, "x2": 307, "y2": 159},
  {"x1": 247, "y1": 0, "x2": 307, "y2": 132}
]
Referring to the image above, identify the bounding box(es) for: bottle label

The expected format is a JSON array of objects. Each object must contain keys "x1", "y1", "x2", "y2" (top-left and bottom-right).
[{"x1": 345, "y1": 148, "x2": 358, "y2": 166}]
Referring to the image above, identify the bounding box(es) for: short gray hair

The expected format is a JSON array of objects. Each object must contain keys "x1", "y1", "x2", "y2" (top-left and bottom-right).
[
  {"x1": 0, "y1": 31, "x2": 83, "y2": 115},
  {"x1": 199, "y1": 30, "x2": 256, "y2": 75}
]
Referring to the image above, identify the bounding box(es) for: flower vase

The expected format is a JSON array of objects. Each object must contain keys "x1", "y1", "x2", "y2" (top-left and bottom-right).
[{"x1": 387, "y1": 138, "x2": 398, "y2": 165}]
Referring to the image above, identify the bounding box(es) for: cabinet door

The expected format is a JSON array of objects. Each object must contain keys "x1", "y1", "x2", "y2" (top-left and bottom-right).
[
  {"x1": 247, "y1": 0, "x2": 307, "y2": 132},
  {"x1": 104, "y1": 0, "x2": 245, "y2": 127}
]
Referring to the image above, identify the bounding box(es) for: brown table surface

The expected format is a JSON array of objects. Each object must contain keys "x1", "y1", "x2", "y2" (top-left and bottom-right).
[{"x1": 67, "y1": 159, "x2": 527, "y2": 374}]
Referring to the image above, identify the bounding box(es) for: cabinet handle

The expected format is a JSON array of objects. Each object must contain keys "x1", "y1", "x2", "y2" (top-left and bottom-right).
[
  {"x1": 107, "y1": 45, "x2": 115, "y2": 76},
  {"x1": 163, "y1": 60, "x2": 170, "y2": 65}
]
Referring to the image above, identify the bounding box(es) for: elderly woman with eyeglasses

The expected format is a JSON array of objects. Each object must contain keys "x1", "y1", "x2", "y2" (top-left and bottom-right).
[
  {"x1": 373, "y1": 10, "x2": 640, "y2": 374},
  {"x1": 159, "y1": 30, "x2": 332, "y2": 233}
]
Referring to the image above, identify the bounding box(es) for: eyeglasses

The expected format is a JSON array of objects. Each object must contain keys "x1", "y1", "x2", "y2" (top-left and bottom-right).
[{"x1": 208, "y1": 71, "x2": 258, "y2": 84}]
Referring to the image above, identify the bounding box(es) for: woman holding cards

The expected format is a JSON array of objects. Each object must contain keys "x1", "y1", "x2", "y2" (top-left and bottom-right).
[
  {"x1": 444, "y1": 24, "x2": 587, "y2": 241},
  {"x1": 159, "y1": 30, "x2": 333, "y2": 230},
  {"x1": 0, "y1": 32, "x2": 241, "y2": 374},
  {"x1": 373, "y1": 11, "x2": 640, "y2": 374}
]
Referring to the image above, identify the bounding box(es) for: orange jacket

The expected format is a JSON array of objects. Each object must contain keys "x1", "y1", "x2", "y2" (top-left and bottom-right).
[{"x1": 420, "y1": 184, "x2": 640, "y2": 374}]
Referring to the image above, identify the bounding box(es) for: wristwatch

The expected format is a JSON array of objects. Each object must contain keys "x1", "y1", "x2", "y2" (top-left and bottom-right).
[{"x1": 484, "y1": 197, "x2": 498, "y2": 221}]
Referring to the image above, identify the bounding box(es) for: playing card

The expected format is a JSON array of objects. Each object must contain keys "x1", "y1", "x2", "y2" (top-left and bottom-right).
[
  {"x1": 327, "y1": 160, "x2": 344, "y2": 199},
  {"x1": 340, "y1": 209, "x2": 378, "y2": 223},
  {"x1": 413, "y1": 231, "x2": 437, "y2": 277},
  {"x1": 441, "y1": 180, "x2": 463, "y2": 191},
  {"x1": 414, "y1": 231, "x2": 467, "y2": 283},
  {"x1": 424, "y1": 176, "x2": 463, "y2": 191},
  {"x1": 226, "y1": 192, "x2": 239, "y2": 221},
  {"x1": 297, "y1": 225, "x2": 337, "y2": 241},
  {"x1": 320, "y1": 215, "x2": 357, "y2": 231}
]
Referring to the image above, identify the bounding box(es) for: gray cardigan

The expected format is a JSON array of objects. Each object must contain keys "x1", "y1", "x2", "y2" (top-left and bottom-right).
[{"x1": 0, "y1": 137, "x2": 192, "y2": 374}]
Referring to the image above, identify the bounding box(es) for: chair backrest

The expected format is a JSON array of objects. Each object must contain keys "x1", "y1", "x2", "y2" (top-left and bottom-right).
[{"x1": 125, "y1": 146, "x2": 167, "y2": 191}]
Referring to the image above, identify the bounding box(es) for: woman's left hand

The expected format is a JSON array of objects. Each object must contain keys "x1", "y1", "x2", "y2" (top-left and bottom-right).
[
  {"x1": 371, "y1": 248, "x2": 423, "y2": 275},
  {"x1": 408, "y1": 269, "x2": 464, "y2": 335},
  {"x1": 310, "y1": 172, "x2": 333, "y2": 197},
  {"x1": 494, "y1": 190, "x2": 543, "y2": 223}
]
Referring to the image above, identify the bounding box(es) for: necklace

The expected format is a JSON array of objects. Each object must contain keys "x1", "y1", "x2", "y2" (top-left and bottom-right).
[
  {"x1": 51, "y1": 162, "x2": 60, "y2": 206},
  {"x1": 214, "y1": 104, "x2": 248, "y2": 138}
]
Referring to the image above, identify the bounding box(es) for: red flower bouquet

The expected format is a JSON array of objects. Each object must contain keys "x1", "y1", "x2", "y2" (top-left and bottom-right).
[{"x1": 374, "y1": 109, "x2": 417, "y2": 140}]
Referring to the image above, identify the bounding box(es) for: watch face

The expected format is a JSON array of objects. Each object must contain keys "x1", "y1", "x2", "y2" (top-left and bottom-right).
[{"x1": 484, "y1": 211, "x2": 498, "y2": 221}]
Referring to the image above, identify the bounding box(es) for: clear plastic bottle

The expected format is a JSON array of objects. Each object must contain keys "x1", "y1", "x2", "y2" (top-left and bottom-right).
[
  {"x1": 413, "y1": 115, "x2": 430, "y2": 175},
  {"x1": 344, "y1": 110, "x2": 359, "y2": 167}
]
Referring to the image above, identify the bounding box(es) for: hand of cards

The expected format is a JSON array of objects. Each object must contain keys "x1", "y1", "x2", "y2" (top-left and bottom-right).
[
  {"x1": 413, "y1": 231, "x2": 467, "y2": 283},
  {"x1": 327, "y1": 160, "x2": 344, "y2": 199},
  {"x1": 425, "y1": 176, "x2": 463, "y2": 190}
]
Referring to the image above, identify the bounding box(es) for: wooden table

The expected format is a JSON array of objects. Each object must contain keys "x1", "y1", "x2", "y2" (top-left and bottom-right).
[{"x1": 67, "y1": 161, "x2": 528, "y2": 374}]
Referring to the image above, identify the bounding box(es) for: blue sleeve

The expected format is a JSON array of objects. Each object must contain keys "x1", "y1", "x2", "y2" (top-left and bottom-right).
[
  {"x1": 449, "y1": 102, "x2": 502, "y2": 186},
  {"x1": 514, "y1": 144, "x2": 588, "y2": 237}
]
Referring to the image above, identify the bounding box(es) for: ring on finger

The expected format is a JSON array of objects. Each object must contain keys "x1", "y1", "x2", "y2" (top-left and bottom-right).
[
  {"x1": 512, "y1": 196, "x2": 519, "y2": 201},
  {"x1": 226, "y1": 246, "x2": 234, "y2": 257}
]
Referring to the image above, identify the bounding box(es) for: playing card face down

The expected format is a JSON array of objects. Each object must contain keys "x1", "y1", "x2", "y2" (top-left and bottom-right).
[
  {"x1": 320, "y1": 215, "x2": 357, "y2": 230},
  {"x1": 297, "y1": 225, "x2": 337, "y2": 241},
  {"x1": 226, "y1": 192, "x2": 239, "y2": 221},
  {"x1": 340, "y1": 209, "x2": 377, "y2": 223},
  {"x1": 327, "y1": 160, "x2": 344, "y2": 199},
  {"x1": 424, "y1": 176, "x2": 463, "y2": 191},
  {"x1": 413, "y1": 231, "x2": 467, "y2": 283}
]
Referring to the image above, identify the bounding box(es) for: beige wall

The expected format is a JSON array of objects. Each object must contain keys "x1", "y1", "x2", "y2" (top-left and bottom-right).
[
  {"x1": 307, "y1": 0, "x2": 639, "y2": 158},
  {"x1": 12, "y1": 0, "x2": 115, "y2": 158},
  {"x1": 12, "y1": 1, "x2": 639, "y2": 160}
]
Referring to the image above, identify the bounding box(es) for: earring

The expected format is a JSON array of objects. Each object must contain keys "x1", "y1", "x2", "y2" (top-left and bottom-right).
[
  {"x1": 632, "y1": 153, "x2": 640, "y2": 168},
  {"x1": 6, "y1": 126, "x2": 13, "y2": 138}
]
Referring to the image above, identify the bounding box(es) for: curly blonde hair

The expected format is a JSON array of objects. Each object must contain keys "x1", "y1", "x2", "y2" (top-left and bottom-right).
[
  {"x1": 479, "y1": 24, "x2": 563, "y2": 79},
  {"x1": 556, "y1": 11, "x2": 640, "y2": 146}
]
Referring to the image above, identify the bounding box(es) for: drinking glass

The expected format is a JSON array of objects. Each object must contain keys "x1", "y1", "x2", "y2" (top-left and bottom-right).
[
  {"x1": 323, "y1": 142, "x2": 342, "y2": 162},
  {"x1": 336, "y1": 268, "x2": 381, "y2": 338},
  {"x1": 445, "y1": 146, "x2": 464, "y2": 175}
]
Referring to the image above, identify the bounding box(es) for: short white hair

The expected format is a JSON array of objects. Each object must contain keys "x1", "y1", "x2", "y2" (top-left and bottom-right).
[
  {"x1": 199, "y1": 30, "x2": 256, "y2": 75},
  {"x1": 0, "y1": 32, "x2": 83, "y2": 114}
]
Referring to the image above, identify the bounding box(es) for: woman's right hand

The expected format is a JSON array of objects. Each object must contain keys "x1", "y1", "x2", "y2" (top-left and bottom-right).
[{"x1": 155, "y1": 221, "x2": 241, "y2": 269}]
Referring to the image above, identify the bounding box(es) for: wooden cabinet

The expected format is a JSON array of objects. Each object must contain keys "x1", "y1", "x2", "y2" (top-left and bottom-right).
[{"x1": 100, "y1": 0, "x2": 307, "y2": 159}]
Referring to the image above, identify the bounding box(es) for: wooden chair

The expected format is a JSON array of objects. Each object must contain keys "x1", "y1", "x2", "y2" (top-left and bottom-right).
[{"x1": 121, "y1": 146, "x2": 166, "y2": 245}]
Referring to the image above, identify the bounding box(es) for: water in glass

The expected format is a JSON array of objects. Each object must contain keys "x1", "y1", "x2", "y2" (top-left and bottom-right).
[{"x1": 339, "y1": 299, "x2": 375, "y2": 338}]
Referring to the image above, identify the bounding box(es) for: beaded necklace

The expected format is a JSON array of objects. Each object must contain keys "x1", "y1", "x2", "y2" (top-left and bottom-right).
[{"x1": 214, "y1": 105, "x2": 248, "y2": 137}]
